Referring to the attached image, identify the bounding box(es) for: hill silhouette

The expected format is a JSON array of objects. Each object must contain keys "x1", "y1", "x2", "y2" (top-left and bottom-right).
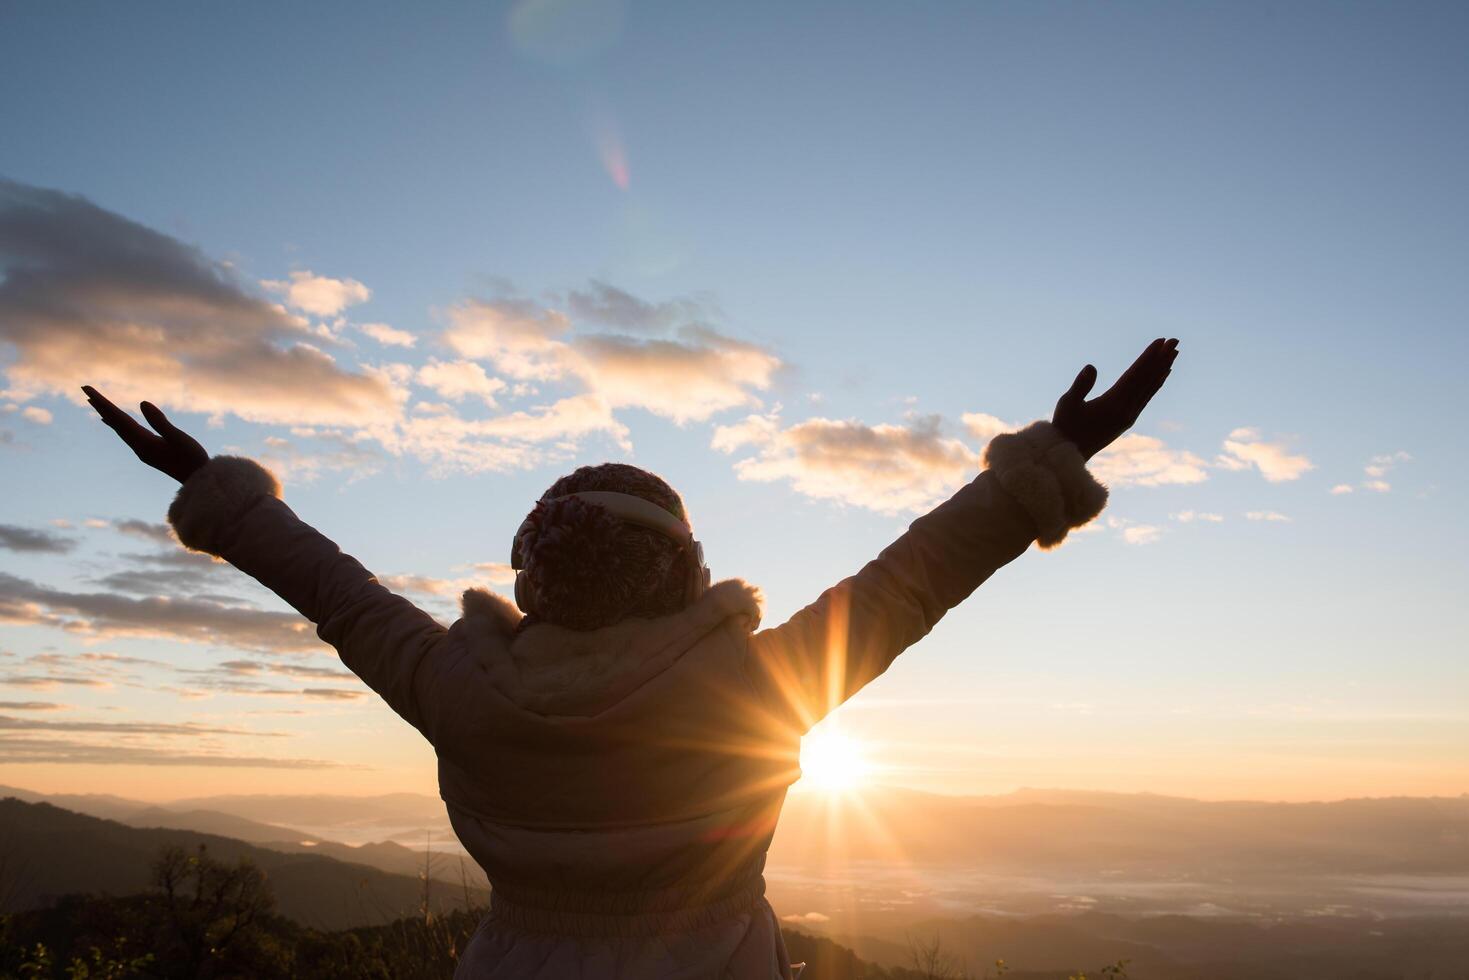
[{"x1": 0, "y1": 798, "x2": 486, "y2": 930}]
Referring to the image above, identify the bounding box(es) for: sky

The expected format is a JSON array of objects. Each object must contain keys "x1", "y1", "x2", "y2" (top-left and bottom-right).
[{"x1": 1, "y1": 1, "x2": 1465, "y2": 804}]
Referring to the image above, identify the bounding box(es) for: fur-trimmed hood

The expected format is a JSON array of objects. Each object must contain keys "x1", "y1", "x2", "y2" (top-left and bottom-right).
[{"x1": 456, "y1": 578, "x2": 762, "y2": 717}]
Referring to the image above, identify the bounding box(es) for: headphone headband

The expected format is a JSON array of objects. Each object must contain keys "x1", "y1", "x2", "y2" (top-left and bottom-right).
[
  {"x1": 509, "y1": 489, "x2": 711, "y2": 611},
  {"x1": 558, "y1": 491, "x2": 694, "y2": 544},
  {"x1": 510, "y1": 491, "x2": 696, "y2": 571}
]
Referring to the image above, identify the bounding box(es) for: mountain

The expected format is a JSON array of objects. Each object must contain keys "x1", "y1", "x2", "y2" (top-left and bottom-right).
[
  {"x1": 771, "y1": 784, "x2": 1469, "y2": 875},
  {"x1": 264, "y1": 838, "x2": 490, "y2": 889},
  {"x1": 165, "y1": 791, "x2": 445, "y2": 831},
  {"x1": 0, "y1": 786, "x2": 484, "y2": 887},
  {"x1": 0, "y1": 797, "x2": 487, "y2": 930},
  {"x1": 0, "y1": 783, "x2": 143, "y2": 822},
  {"x1": 124, "y1": 806, "x2": 309, "y2": 844}
]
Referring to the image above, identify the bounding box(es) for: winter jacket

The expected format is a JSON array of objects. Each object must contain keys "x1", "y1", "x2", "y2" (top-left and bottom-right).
[{"x1": 166, "y1": 421, "x2": 1106, "y2": 979}]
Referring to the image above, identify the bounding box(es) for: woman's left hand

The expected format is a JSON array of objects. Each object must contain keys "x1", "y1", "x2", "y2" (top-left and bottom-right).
[
  {"x1": 82, "y1": 386, "x2": 210, "y2": 484},
  {"x1": 1052, "y1": 338, "x2": 1179, "y2": 460}
]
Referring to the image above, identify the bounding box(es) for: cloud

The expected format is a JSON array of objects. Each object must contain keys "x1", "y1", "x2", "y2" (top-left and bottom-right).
[
  {"x1": 261, "y1": 270, "x2": 371, "y2": 317},
  {"x1": 0, "y1": 701, "x2": 67, "y2": 711},
  {"x1": 213, "y1": 659, "x2": 354, "y2": 681},
  {"x1": 442, "y1": 299, "x2": 780, "y2": 424},
  {"x1": 1245, "y1": 510, "x2": 1292, "y2": 522},
  {"x1": 466, "y1": 562, "x2": 517, "y2": 585},
  {"x1": 564, "y1": 280, "x2": 703, "y2": 332},
  {"x1": 1172, "y1": 511, "x2": 1224, "y2": 523},
  {"x1": 0, "y1": 524, "x2": 75, "y2": 553},
  {"x1": 359, "y1": 322, "x2": 417, "y2": 347},
  {"x1": 1216, "y1": 428, "x2": 1314, "y2": 482},
  {"x1": 575, "y1": 327, "x2": 780, "y2": 423},
  {"x1": 442, "y1": 298, "x2": 572, "y2": 379},
  {"x1": 112, "y1": 519, "x2": 177, "y2": 545},
  {"x1": 1121, "y1": 524, "x2": 1162, "y2": 545},
  {"x1": 253, "y1": 432, "x2": 382, "y2": 484},
  {"x1": 415, "y1": 359, "x2": 506, "y2": 406},
  {"x1": 0, "y1": 674, "x2": 110, "y2": 690},
  {"x1": 0, "y1": 735, "x2": 348, "y2": 768},
  {"x1": 165, "y1": 678, "x2": 368, "y2": 702},
  {"x1": 959, "y1": 412, "x2": 1015, "y2": 449},
  {"x1": 1330, "y1": 484, "x2": 1355, "y2": 495},
  {"x1": 20, "y1": 406, "x2": 51, "y2": 424},
  {"x1": 1, "y1": 180, "x2": 785, "y2": 476},
  {"x1": 1091, "y1": 434, "x2": 1209, "y2": 487},
  {"x1": 0, "y1": 180, "x2": 401, "y2": 427},
  {"x1": 713, "y1": 411, "x2": 977, "y2": 513},
  {"x1": 391, "y1": 393, "x2": 631, "y2": 475},
  {"x1": 1359, "y1": 451, "x2": 1411, "y2": 492},
  {"x1": 0, "y1": 714, "x2": 285, "y2": 737},
  {"x1": 781, "y1": 912, "x2": 831, "y2": 924},
  {"x1": 95, "y1": 553, "x2": 232, "y2": 598},
  {"x1": 0, "y1": 570, "x2": 320, "y2": 652}
]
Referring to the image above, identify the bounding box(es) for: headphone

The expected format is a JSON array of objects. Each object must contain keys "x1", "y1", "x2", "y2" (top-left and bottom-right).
[{"x1": 510, "y1": 491, "x2": 711, "y2": 615}]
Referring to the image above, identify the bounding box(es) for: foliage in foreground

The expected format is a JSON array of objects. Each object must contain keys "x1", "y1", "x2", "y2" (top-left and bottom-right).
[{"x1": 0, "y1": 844, "x2": 480, "y2": 980}]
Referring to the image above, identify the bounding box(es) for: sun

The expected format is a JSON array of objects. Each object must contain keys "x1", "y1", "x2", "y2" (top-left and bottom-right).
[{"x1": 798, "y1": 729, "x2": 871, "y2": 793}]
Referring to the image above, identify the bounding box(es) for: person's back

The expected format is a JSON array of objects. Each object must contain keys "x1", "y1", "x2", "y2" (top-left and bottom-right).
[{"x1": 85, "y1": 338, "x2": 1178, "y2": 978}]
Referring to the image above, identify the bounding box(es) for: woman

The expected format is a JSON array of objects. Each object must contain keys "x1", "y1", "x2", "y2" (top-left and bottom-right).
[{"x1": 85, "y1": 337, "x2": 1179, "y2": 979}]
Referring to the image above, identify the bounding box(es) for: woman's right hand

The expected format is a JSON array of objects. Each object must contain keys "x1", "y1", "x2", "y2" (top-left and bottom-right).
[
  {"x1": 1052, "y1": 338, "x2": 1180, "y2": 460},
  {"x1": 82, "y1": 386, "x2": 210, "y2": 484}
]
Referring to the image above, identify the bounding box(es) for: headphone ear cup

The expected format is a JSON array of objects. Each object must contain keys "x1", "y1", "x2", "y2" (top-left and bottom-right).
[
  {"x1": 685, "y1": 540, "x2": 709, "y2": 605},
  {"x1": 514, "y1": 570, "x2": 535, "y2": 616}
]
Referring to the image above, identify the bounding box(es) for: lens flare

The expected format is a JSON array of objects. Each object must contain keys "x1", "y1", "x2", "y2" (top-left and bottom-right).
[{"x1": 799, "y1": 729, "x2": 870, "y2": 793}]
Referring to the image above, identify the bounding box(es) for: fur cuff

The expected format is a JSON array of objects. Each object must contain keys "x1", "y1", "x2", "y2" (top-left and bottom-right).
[
  {"x1": 983, "y1": 421, "x2": 1108, "y2": 550},
  {"x1": 167, "y1": 456, "x2": 282, "y2": 556}
]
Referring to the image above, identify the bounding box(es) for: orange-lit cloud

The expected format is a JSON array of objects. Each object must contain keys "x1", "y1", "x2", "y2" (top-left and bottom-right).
[
  {"x1": 1216, "y1": 428, "x2": 1314, "y2": 482},
  {"x1": 714, "y1": 411, "x2": 977, "y2": 513},
  {"x1": 0, "y1": 180, "x2": 783, "y2": 477},
  {"x1": 0, "y1": 180, "x2": 402, "y2": 428},
  {"x1": 1091, "y1": 434, "x2": 1210, "y2": 487},
  {"x1": 359, "y1": 322, "x2": 418, "y2": 348},
  {"x1": 261, "y1": 269, "x2": 371, "y2": 317}
]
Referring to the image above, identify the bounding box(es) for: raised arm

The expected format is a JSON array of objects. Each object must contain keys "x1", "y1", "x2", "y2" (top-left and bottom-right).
[
  {"x1": 746, "y1": 339, "x2": 1179, "y2": 732},
  {"x1": 83, "y1": 387, "x2": 450, "y2": 737}
]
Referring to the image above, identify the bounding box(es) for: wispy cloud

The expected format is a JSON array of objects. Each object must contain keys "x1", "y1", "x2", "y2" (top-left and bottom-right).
[
  {"x1": 0, "y1": 524, "x2": 75, "y2": 554},
  {"x1": 1245, "y1": 510, "x2": 1292, "y2": 522},
  {"x1": 0, "y1": 570, "x2": 320, "y2": 652},
  {"x1": 1360, "y1": 450, "x2": 1412, "y2": 493},
  {"x1": 1172, "y1": 511, "x2": 1224, "y2": 523},
  {"x1": 0, "y1": 735, "x2": 350, "y2": 768},
  {"x1": 111, "y1": 519, "x2": 177, "y2": 545},
  {"x1": 564, "y1": 280, "x2": 704, "y2": 332},
  {"x1": 0, "y1": 714, "x2": 286, "y2": 737},
  {"x1": 252, "y1": 432, "x2": 382, "y2": 484}
]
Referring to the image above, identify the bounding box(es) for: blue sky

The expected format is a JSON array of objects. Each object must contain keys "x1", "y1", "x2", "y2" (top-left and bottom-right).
[{"x1": 1, "y1": 1, "x2": 1465, "y2": 801}]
